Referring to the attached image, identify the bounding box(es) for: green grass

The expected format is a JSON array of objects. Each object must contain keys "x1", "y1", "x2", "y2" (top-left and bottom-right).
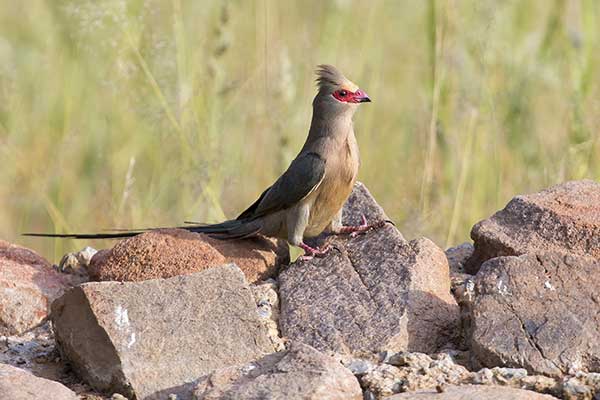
[{"x1": 1, "y1": 0, "x2": 598, "y2": 262}]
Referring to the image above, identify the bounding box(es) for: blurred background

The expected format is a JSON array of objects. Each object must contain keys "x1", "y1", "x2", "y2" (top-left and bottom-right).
[{"x1": 1, "y1": 0, "x2": 598, "y2": 262}]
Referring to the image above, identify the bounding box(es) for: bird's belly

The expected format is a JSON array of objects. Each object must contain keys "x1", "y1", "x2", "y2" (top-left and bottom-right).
[{"x1": 304, "y1": 175, "x2": 355, "y2": 237}]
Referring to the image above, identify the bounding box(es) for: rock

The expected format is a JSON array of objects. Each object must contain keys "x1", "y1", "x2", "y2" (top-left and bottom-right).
[
  {"x1": 193, "y1": 342, "x2": 362, "y2": 400},
  {"x1": 279, "y1": 183, "x2": 459, "y2": 356},
  {"x1": 89, "y1": 229, "x2": 288, "y2": 284},
  {"x1": 58, "y1": 246, "x2": 97, "y2": 278},
  {"x1": 466, "y1": 180, "x2": 600, "y2": 273},
  {"x1": 469, "y1": 252, "x2": 600, "y2": 377},
  {"x1": 445, "y1": 243, "x2": 474, "y2": 276},
  {"x1": 359, "y1": 364, "x2": 405, "y2": 398},
  {"x1": 251, "y1": 279, "x2": 285, "y2": 351},
  {"x1": 361, "y1": 352, "x2": 473, "y2": 397},
  {"x1": 385, "y1": 385, "x2": 559, "y2": 399},
  {"x1": 563, "y1": 373, "x2": 600, "y2": 400},
  {"x1": 0, "y1": 240, "x2": 72, "y2": 335},
  {"x1": 0, "y1": 322, "x2": 66, "y2": 382},
  {"x1": 51, "y1": 264, "x2": 275, "y2": 399},
  {"x1": 0, "y1": 363, "x2": 78, "y2": 400},
  {"x1": 342, "y1": 357, "x2": 376, "y2": 376}
]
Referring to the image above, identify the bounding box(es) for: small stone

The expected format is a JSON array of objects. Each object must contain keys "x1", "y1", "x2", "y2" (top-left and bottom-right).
[
  {"x1": 563, "y1": 376, "x2": 593, "y2": 400},
  {"x1": 386, "y1": 385, "x2": 560, "y2": 399},
  {"x1": 363, "y1": 390, "x2": 376, "y2": 400},
  {"x1": 360, "y1": 364, "x2": 404, "y2": 398},
  {"x1": 520, "y1": 375, "x2": 559, "y2": 394},
  {"x1": 111, "y1": 394, "x2": 128, "y2": 400},
  {"x1": 251, "y1": 279, "x2": 284, "y2": 352},
  {"x1": 58, "y1": 246, "x2": 97, "y2": 279},
  {"x1": 387, "y1": 352, "x2": 432, "y2": 370},
  {"x1": 343, "y1": 358, "x2": 375, "y2": 376}
]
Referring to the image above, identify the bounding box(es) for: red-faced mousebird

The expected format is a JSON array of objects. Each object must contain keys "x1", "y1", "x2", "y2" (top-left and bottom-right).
[{"x1": 25, "y1": 65, "x2": 385, "y2": 258}]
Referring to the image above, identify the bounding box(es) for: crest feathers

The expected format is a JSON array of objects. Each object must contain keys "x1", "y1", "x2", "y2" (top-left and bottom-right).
[{"x1": 315, "y1": 64, "x2": 346, "y2": 90}]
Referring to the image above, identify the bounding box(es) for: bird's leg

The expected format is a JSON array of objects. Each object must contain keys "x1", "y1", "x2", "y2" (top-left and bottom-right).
[
  {"x1": 298, "y1": 242, "x2": 331, "y2": 260},
  {"x1": 339, "y1": 214, "x2": 387, "y2": 237}
]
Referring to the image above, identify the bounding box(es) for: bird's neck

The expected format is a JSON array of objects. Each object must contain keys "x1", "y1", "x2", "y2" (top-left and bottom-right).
[{"x1": 303, "y1": 106, "x2": 355, "y2": 152}]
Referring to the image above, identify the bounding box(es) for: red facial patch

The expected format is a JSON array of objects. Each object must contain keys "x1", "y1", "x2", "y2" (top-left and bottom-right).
[{"x1": 332, "y1": 89, "x2": 369, "y2": 103}]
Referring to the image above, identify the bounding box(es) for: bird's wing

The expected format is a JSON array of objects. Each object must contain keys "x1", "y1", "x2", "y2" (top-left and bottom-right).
[{"x1": 237, "y1": 151, "x2": 325, "y2": 220}]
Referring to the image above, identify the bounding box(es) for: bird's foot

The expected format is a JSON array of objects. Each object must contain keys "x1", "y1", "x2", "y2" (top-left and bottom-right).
[
  {"x1": 339, "y1": 214, "x2": 390, "y2": 237},
  {"x1": 298, "y1": 242, "x2": 331, "y2": 261}
]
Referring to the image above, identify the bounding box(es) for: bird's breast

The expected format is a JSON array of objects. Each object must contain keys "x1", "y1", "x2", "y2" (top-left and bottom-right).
[{"x1": 304, "y1": 133, "x2": 360, "y2": 237}]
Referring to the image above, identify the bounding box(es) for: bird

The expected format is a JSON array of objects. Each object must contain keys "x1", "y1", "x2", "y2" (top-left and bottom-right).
[{"x1": 25, "y1": 65, "x2": 381, "y2": 258}]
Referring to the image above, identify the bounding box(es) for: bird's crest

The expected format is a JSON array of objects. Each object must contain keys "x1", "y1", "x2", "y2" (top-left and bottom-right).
[{"x1": 316, "y1": 65, "x2": 358, "y2": 92}]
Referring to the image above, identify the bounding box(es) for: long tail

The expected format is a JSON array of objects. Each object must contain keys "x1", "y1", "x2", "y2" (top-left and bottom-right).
[{"x1": 23, "y1": 219, "x2": 262, "y2": 240}]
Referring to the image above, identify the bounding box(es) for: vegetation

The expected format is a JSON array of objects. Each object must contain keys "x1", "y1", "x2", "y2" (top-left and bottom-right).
[{"x1": 1, "y1": 0, "x2": 598, "y2": 261}]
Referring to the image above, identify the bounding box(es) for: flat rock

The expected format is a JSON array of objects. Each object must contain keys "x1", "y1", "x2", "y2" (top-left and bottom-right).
[
  {"x1": 385, "y1": 385, "x2": 558, "y2": 399},
  {"x1": 193, "y1": 342, "x2": 362, "y2": 400},
  {"x1": 279, "y1": 183, "x2": 459, "y2": 356},
  {"x1": 0, "y1": 240, "x2": 72, "y2": 335},
  {"x1": 51, "y1": 264, "x2": 275, "y2": 400},
  {"x1": 466, "y1": 180, "x2": 600, "y2": 273},
  {"x1": 89, "y1": 229, "x2": 288, "y2": 284},
  {"x1": 0, "y1": 363, "x2": 78, "y2": 400},
  {"x1": 469, "y1": 252, "x2": 600, "y2": 377}
]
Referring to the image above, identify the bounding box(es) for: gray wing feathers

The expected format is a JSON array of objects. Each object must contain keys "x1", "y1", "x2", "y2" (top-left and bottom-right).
[{"x1": 240, "y1": 152, "x2": 325, "y2": 220}]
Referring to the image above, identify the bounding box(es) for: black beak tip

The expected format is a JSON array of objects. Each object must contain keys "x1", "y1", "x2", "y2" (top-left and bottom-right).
[{"x1": 361, "y1": 97, "x2": 372, "y2": 103}]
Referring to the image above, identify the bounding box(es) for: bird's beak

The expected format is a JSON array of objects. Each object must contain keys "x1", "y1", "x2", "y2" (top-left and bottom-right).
[{"x1": 355, "y1": 89, "x2": 371, "y2": 103}]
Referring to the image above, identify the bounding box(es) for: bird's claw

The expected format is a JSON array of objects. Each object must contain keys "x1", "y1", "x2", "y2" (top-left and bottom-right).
[
  {"x1": 340, "y1": 214, "x2": 387, "y2": 237},
  {"x1": 299, "y1": 242, "x2": 331, "y2": 260}
]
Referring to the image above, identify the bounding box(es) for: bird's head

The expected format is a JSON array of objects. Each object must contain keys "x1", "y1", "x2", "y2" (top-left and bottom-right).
[{"x1": 314, "y1": 65, "x2": 371, "y2": 112}]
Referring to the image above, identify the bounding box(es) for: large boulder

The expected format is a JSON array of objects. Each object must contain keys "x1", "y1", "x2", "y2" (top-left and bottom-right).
[
  {"x1": 466, "y1": 180, "x2": 600, "y2": 273},
  {"x1": 0, "y1": 240, "x2": 72, "y2": 335},
  {"x1": 193, "y1": 342, "x2": 362, "y2": 400},
  {"x1": 89, "y1": 229, "x2": 288, "y2": 284},
  {"x1": 0, "y1": 363, "x2": 78, "y2": 400},
  {"x1": 279, "y1": 183, "x2": 459, "y2": 356},
  {"x1": 385, "y1": 385, "x2": 559, "y2": 399},
  {"x1": 469, "y1": 252, "x2": 600, "y2": 377},
  {"x1": 51, "y1": 264, "x2": 276, "y2": 399}
]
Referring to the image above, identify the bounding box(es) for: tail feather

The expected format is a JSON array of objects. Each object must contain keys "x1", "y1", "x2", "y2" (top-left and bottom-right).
[{"x1": 23, "y1": 219, "x2": 263, "y2": 241}]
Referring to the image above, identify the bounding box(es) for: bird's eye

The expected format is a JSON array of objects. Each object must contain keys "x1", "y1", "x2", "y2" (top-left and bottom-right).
[{"x1": 339, "y1": 90, "x2": 348, "y2": 97}]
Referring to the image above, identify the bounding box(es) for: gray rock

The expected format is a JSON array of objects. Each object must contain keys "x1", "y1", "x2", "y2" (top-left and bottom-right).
[
  {"x1": 58, "y1": 246, "x2": 97, "y2": 278},
  {"x1": 470, "y1": 253, "x2": 600, "y2": 377},
  {"x1": 341, "y1": 357, "x2": 376, "y2": 376},
  {"x1": 466, "y1": 180, "x2": 600, "y2": 273},
  {"x1": 0, "y1": 240, "x2": 72, "y2": 335},
  {"x1": 51, "y1": 264, "x2": 275, "y2": 400},
  {"x1": 385, "y1": 385, "x2": 559, "y2": 399},
  {"x1": 279, "y1": 183, "x2": 459, "y2": 356},
  {"x1": 251, "y1": 279, "x2": 284, "y2": 352},
  {"x1": 445, "y1": 242, "x2": 474, "y2": 275},
  {"x1": 193, "y1": 342, "x2": 362, "y2": 400},
  {"x1": 0, "y1": 363, "x2": 78, "y2": 400}
]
